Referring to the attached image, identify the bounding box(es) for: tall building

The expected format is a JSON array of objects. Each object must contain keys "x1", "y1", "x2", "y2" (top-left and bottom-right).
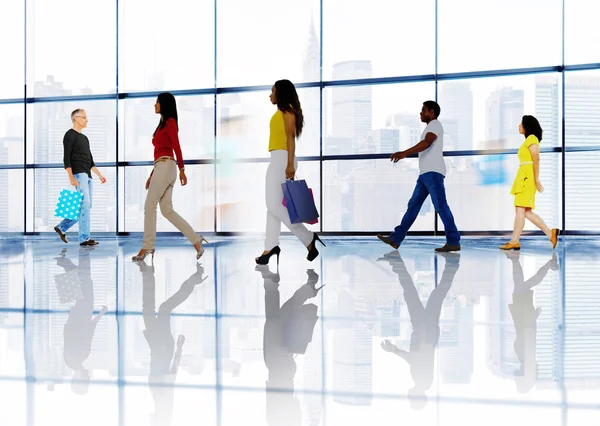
[
  {"x1": 562, "y1": 75, "x2": 600, "y2": 229},
  {"x1": 302, "y1": 15, "x2": 321, "y2": 149},
  {"x1": 364, "y1": 128, "x2": 399, "y2": 154},
  {"x1": 332, "y1": 60, "x2": 373, "y2": 152},
  {"x1": 386, "y1": 113, "x2": 422, "y2": 152},
  {"x1": 0, "y1": 144, "x2": 8, "y2": 232},
  {"x1": 485, "y1": 86, "x2": 524, "y2": 149},
  {"x1": 535, "y1": 77, "x2": 561, "y2": 230},
  {"x1": 440, "y1": 82, "x2": 474, "y2": 151}
]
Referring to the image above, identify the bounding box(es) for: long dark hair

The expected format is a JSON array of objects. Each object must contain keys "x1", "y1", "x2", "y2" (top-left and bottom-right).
[
  {"x1": 154, "y1": 92, "x2": 178, "y2": 136},
  {"x1": 522, "y1": 115, "x2": 543, "y2": 142},
  {"x1": 274, "y1": 79, "x2": 304, "y2": 137}
]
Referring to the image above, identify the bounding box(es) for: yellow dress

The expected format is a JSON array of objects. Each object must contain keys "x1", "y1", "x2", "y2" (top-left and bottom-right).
[
  {"x1": 268, "y1": 109, "x2": 288, "y2": 151},
  {"x1": 510, "y1": 135, "x2": 540, "y2": 209}
]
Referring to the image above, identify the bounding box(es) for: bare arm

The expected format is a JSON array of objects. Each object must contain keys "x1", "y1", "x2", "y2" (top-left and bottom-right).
[
  {"x1": 529, "y1": 143, "x2": 540, "y2": 181},
  {"x1": 391, "y1": 132, "x2": 437, "y2": 162},
  {"x1": 283, "y1": 111, "x2": 296, "y2": 179},
  {"x1": 405, "y1": 132, "x2": 437, "y2": 156},
  {"x1": 529, "y1": 143, "x2": 544, "y2": 192}
]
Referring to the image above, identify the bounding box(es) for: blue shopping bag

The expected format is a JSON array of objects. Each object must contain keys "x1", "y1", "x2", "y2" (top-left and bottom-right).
[
  {"x1": 54, "y1": 189, "x2": 83, "y2": 220},
  {"x1": 281, "y1": 179, "x2": 319, "y2": 224}
]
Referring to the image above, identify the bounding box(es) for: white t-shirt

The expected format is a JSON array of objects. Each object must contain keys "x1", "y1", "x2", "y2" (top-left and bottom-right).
[{"x1": 418, "y1": 119, "x2": 446, "y2": 176}]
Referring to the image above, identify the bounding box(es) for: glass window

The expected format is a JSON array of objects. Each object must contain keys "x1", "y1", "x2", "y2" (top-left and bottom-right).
[
  {"x1": 25, "y1": 169, "x2": 33, "y2": 233},
  {"x1": 34, "y1": 167, "x2": 116, "y2": 232},
  {"x1": 26, "y1": 0, "x2": 116, "y2": 96},
  {"x1": 0, "y1": 2, "x2": 24, "y2": 99},
  {"x1": 217, "y1": 0, "x2": 319, "y2": 87},
  {"x1": 438, "y1": 74, "x2": 562, "y2": 151},
  {"x1": 565, "y1": 71, "x2": 600, "y2": 230},
  {"x1": 438, "y1": 0, "x2": 561, "y2": 73},
  {"x1": 0, "y1": 170, "x2": 24, "y2": 232},
  {"x1": 217, "y1": 88, "x2": 320, "y2": 159},
  {"x1": 123, "y1": 165, "x2": 214, "y2": 233},
  {"x1": 323, "y1": 0, "x2": 435, "y2": 80},
  {"x1": 323, "y1": 82, "x2": 434, "y2": 155},
  {"x1": 217, "y1": 160, "x2": 320, "y2": 232},
  {"x1": 323, "y1": 158, "x2": 433, "y2": 232},
  {"x1": 0, "y1": 104, "x2": 24, "y2": 165},
  {"x1": 565, "y1": 0, "x2": 600, "y2": 65},
  {"x1": 443, "y1": 153, "x2": 562, "y2": 231},
  {"x1": 28, "y1": 100, "x2": 117, "y2": 165},
  {"x1": 119, "y1": 96, "x2": 214, "y2": 162},
  {"x1": 565, "y1": 71, "x2": 600, "y2": 148},
  {"x1": 119, "y1": 0, "x2": 214, "y2": 92},
  {"x1": 566, "y1": 152, "x2": 600, "y2": 230}
]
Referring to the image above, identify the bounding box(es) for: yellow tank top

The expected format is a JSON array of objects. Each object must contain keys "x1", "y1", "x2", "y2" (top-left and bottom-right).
[{"x1": 268, "y1": 109, "x2": 288, "y2": 151}]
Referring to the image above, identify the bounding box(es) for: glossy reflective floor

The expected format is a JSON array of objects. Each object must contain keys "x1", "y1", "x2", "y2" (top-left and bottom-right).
[{"x1": 1, "y1": 235, "x2": 600, "y2": 425}]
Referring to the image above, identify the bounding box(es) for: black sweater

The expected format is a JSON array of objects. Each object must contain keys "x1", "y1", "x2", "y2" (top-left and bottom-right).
[{"x1": 63, "y1": 129, "x2": 95, "y2": 178}]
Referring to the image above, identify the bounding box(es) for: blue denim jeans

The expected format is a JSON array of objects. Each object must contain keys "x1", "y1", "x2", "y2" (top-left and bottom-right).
[
  {"x1": 57, "y1": 173, "x2": 93, "y2": 243},
  {"x1": 390, "y1": 172, "x2": 460, "y2": 246}
]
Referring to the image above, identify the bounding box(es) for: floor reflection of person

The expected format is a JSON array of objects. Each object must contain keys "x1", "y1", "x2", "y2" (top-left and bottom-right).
[
  {"x1": 140, "y1": 262, "x2": 207, "y2": 426},
  {"x1": 56, "y1": 247, "x2": 107, "y2": 396},
  {"x1": 379, "y1": 251, "x2": 459, "y2": 409},
  {"x1": 506, "y1": 251, "x2": 558, "y2": 393},
  {"x1": 257, "y1": 266, "x2": 323, "y2": 426}
]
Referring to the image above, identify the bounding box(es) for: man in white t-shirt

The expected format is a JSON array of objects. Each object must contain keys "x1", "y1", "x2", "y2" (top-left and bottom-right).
[{"x1": 377, "y1": 101, "x2": 460, "y2": 252}]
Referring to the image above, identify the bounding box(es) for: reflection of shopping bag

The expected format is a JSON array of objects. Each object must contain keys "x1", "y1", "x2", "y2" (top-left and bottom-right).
[
  {"x1": 284, "y1": 303, "x2": 318, "y2": 355},
  {"x1": 55, "y1": 270, "x2": 82, "y2": 304},
  {"x1": 281, "y1": 180, "x2": 319, "y2": 224},
  {"x1": 54, "y1": 189, "x2": 83, "y2": 220}
]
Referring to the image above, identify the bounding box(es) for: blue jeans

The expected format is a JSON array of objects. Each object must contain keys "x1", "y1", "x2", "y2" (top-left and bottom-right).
[
  {"x1": 57, "y1": 173, "x2": 93, "y2": 243},
  {"x1": 390, "y1": 172, "x2": 460, "y2": 246}
]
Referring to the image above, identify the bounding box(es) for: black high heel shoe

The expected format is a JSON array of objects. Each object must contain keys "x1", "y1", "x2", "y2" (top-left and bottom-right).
[
  {"x1": 307, "y1": 233, "x2": 326, "y2": 262},
  {"x1": 255, "y1": 246, "x2": 281, "y2": 265}
]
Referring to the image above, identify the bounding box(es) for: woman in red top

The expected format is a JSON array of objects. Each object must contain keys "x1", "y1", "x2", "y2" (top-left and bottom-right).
[{"x1": 132, "y1": 92, "x2": 208, "y2": 262}]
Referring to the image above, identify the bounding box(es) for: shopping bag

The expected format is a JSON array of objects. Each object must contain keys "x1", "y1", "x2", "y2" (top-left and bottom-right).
[
  {"x1": 54, "y1": 189, "x2": 83, "y2": 220},
  {"x1": 282, "y1": 187, "x2": 318, "y2": 224},
  {"x1": 281, "y1": 179, "x2": 319, "y2": 224},
  {"x1": 284, "y1": 303, "x2": 318, "y2": 355},
  {"x1": 55, "y1": 270, "x2": 83, "y2": 304}
]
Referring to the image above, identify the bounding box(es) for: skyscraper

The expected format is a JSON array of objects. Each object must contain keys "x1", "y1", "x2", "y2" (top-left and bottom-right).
[
  {"x1": 332, "y1": 60, "x2": 373, "y2": 152},
  {"x1": 440, "y1": 82, "x2": 474, "y2": 151},
  {"x1": 302, "y1": 15, "x2": 321, "y2": 150},
  {"x1": 0, "y1": 144, "x2": 8, "y2": 232},
  {"x1": 485, "y1": 86, "x2": 524, "y2": 149},
  {"x1": 535, "y1": 76, "x2": 561, "y2": 229},
  {"x1": 386, "y1": 113, "x2": 422, "y2": 152},
  {"x1": 562, "y1": 75, "x2": 600, "y2": 229}
]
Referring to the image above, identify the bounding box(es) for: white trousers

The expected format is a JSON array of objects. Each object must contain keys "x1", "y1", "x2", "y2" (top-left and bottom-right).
[{"x1": 264, "y1": 150, "x2": 313, "y2": 251}]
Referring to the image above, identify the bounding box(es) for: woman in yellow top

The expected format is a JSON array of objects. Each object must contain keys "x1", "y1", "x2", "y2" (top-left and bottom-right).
[
  {"x1": 255, "y1": 80, "x2": 324, "y2": 265},
  {"x1": 500, "y1": 115, "x2": 559, "y2": 250}
]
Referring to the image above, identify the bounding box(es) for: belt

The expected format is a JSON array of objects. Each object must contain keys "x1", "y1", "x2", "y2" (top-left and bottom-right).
[
  {"x1": 519, "y1": 161, "x2": 533, "y2": 166},
  {"x1": 154, "y1": 156, "x2": 175, "y2": 165}
]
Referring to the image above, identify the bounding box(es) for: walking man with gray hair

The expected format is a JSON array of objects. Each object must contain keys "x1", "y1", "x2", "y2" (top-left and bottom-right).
[{"x1": 54, "y1": 109, "x2": 107, "y2": 246}]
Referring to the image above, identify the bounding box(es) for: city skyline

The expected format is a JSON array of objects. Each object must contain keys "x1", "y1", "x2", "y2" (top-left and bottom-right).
[{"x1": 2, "y1": 19, "x2": 600, "y2": 233}]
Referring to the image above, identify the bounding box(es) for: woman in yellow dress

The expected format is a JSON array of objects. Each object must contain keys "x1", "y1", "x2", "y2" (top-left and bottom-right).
[{"x1": 500, "y1": 115, "x2": 559, "y2": 250}]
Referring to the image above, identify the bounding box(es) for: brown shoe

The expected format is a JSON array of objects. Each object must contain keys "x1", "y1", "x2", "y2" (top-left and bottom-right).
[
  {"x1": 550, "y1": 228, "x2": 559, "y2": 249},
  {"x1": 376, "y1": 234, "x2": 399, "y2": 250},
  {"x1": 499, "y1": 242, "x2": 521, "y2": 250},
  {"x1": 54, "y1": 226, "x2": 68, "y2": 244}
]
